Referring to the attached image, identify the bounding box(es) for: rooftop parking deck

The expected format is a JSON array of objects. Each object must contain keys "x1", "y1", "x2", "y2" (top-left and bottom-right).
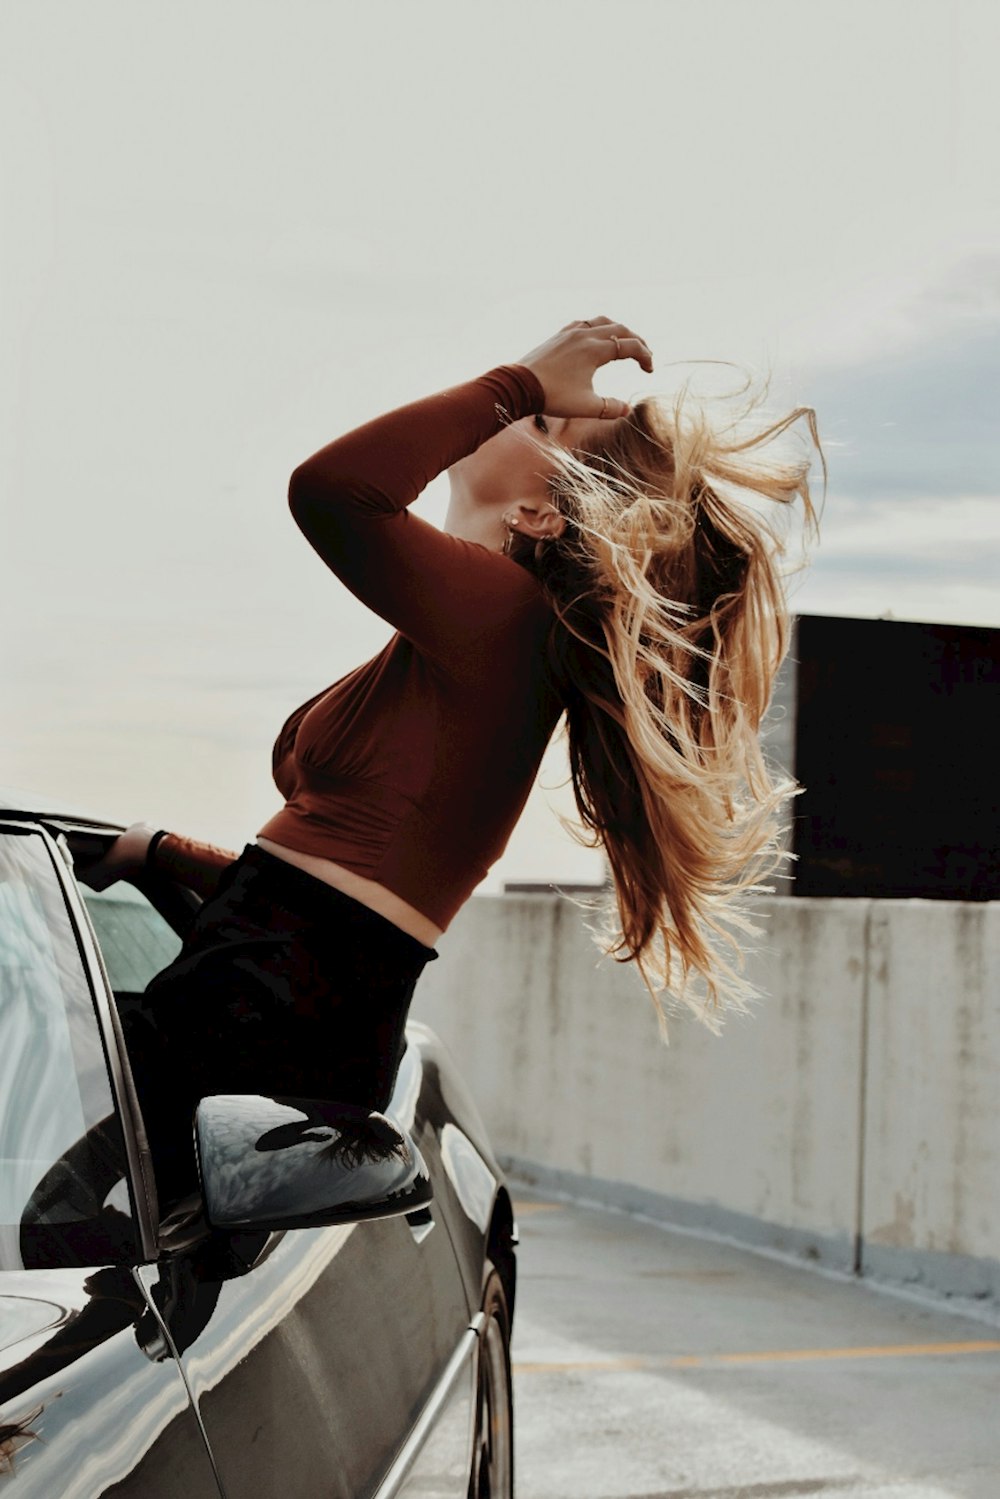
[
  {"x1": 415, "y1": 892, "x2": 1000, "y2": 1314},
  {"x1": 510, "y1": 1189, "x2": 1000, "y2": 1499}
]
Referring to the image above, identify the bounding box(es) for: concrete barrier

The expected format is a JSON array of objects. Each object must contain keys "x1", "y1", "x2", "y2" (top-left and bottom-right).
[
  {"x1": 861, "y1": 901, "x2": 1000, "y2": 1302},
  {"x1": 413, "y1": 894, "x2": 1000, "y2": 1311}
]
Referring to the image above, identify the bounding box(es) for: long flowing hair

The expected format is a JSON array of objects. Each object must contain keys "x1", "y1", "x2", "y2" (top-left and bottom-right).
[{"x1": 507, "y1": 372, "x2": 825, "y2": 1037}]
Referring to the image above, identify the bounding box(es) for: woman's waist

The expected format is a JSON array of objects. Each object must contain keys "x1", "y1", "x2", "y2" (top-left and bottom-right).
[
  {"x1": 256, "y1": 779, "x2": 522, "y2": 934},
  {"x1": 254, "y1": 836, "x2": 442, "y2": 950}
]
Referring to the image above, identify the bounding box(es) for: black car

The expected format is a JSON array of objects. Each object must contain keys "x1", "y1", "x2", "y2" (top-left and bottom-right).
[{"x1": 0, "y1": 790, "x2": 515, "y2": 1496}]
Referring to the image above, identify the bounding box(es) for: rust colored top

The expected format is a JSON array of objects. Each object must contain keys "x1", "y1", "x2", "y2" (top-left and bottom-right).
[{"x1": 245, "y1": 363, "x2": 563, "y2": 931}]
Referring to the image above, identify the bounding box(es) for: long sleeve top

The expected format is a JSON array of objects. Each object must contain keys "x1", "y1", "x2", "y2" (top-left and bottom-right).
[{"x1": 154, "y1": 365, "x2": 564, "y2": 930}]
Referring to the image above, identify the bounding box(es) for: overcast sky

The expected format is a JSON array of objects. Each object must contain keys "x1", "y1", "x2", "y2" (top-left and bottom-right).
[{"x1": 3, "y1": 0, "x2": 998, "y2": 892}]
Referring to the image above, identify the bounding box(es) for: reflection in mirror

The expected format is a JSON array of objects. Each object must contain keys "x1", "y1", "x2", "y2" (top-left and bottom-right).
[
  {"x1": 0, "y1": 1400, "x2": 45, "y2": 1475},
  {"x1": 195, "y1": 1095, "x2": 432, "y2": 1232}
]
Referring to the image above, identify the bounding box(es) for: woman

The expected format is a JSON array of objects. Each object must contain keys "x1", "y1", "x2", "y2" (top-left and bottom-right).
[{"x1": 82, "y1": 316, "x2": 822, "y2": 1208}]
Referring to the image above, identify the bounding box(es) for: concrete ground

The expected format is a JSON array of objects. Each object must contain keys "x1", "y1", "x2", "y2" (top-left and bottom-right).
[{"x1": 509, "y1": 1190, "x2": 1000, "y2": 1499}]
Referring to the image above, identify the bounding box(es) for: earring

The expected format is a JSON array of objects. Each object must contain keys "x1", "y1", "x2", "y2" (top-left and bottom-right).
[{"x1": 501, "y1": 514, "x2": 518, "y2": 557}]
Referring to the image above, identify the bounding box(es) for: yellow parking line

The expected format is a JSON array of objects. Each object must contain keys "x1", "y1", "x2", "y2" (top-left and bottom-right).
[
  {"x1": 514, "y1": 1340, "x2": 1000, "y2": 1374},
  {"x1": 704, "y1": 1341, "x2": 1000, "y2": 1365}
]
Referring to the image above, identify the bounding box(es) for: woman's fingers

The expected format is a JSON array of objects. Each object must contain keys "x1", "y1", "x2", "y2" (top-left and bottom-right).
[
  {"x1": 77, "y1": 821, "x2": 157, "y2": 890},
  {"x1": 593, "y1": 394, "x2": 633, "y2": 420},
  {"x1": 566, "y1": 316, "x2": 654, "y2": 370},
  {"x1": 77, "y1": 845, "x2": 126, "y2": 890},
  {"x1": 593, "y1": 332, "x2": 654, "y2": 374},
  {"x1": 518, "y1": 316, "x2": 653, "y2": 417},
  {"x1": 563, "y1": 318, "x2": 654, "y2": 371}
]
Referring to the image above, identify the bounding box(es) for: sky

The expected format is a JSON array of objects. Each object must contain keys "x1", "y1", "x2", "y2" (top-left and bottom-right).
[{"x1": 2, "y1": 0, "x2": 998, "y2": 893}]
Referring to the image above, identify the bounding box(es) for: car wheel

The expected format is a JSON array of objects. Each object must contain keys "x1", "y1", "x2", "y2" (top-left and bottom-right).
[{"x1": 469, "y1": 1264, "x2": 513, "y2": 1499}]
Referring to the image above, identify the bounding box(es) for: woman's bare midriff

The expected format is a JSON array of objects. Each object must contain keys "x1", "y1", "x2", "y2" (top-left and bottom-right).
[{"x1": 255, "y1": 836, "x2": 443, "y2": 950}]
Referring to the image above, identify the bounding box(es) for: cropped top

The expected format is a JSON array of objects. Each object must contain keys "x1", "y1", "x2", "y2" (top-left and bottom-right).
[{"x1": 237, "y1": 363, "x2": 564, "y2": 931}]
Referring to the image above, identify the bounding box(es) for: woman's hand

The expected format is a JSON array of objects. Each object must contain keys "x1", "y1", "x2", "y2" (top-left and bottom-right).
[
  {"x1": 77, "y1": 821, "x2": 159, "y2": 891},
  {"x1": 518, "y1": 317, "x2": 654, "y2": 420}
]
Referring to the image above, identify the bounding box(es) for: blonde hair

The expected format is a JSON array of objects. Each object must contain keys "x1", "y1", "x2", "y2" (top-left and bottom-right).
[{"x1": 508, "y1": 372, "x2": 825, "y2": 1038}]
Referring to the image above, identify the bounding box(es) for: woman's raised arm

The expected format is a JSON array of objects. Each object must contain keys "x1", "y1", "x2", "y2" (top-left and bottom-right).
[
  {"x1": 288, "y1": 365, "x2": 543, "y2": 520},
  {"x1": 284, "y1": 365, "x2": 547, "y2": 672}
]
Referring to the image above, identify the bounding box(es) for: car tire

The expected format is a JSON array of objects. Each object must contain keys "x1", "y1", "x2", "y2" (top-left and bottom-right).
[{"x1": 469, "y1": 1263, "x2": 513, "y2": 1499}]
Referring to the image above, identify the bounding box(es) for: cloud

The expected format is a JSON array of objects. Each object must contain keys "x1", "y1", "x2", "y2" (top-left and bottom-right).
[
  {"x1": 810, "y1": 494, "x2": 1000, "y2": 566},
  {"x1": 781, "y1": 254, "x2": 1000, "y2": 627},
  {"x1": 803, "y1": 321, "x2": 1000, "y2": 500},
  {"x1": 793, "y1": 493, "x2": 1000, "y2": 627}
]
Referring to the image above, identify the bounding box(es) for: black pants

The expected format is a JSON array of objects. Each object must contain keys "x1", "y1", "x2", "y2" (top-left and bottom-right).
[{"x1": 121, "y1": 843, "x2": 439, "y2": 1209}]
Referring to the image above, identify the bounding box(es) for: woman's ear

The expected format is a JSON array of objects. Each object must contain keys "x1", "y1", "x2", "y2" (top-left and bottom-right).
[{"x1": 509, "y1": 501, "x2": 566, "y2": 541}]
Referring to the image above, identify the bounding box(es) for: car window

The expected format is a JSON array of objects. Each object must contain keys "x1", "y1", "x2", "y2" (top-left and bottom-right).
[
  {"x1": 81, "y1": 882, "x2": 183, "y2": 994},
  {"x1": 0, "y1": 829, "x2": 139, "y2": 1270}
]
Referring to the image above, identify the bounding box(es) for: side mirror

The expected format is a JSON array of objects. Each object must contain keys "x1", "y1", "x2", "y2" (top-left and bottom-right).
[{"x1": 194, "y1": 1094, "x2": 432, "y2": 1232}]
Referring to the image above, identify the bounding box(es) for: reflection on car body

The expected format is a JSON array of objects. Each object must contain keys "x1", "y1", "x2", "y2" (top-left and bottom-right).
[{"x1": 0, "y1": 789, "x2": 516, "y2": 1497}]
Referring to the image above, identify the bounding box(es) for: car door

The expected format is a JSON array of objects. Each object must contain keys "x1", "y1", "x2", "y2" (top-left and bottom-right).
[
  {"x1": 0, "y1": 820, "x2": 222, "y2": 1498},
  {"x1": 76, "y1": 841, "x2": 477, "y2": 1498}
]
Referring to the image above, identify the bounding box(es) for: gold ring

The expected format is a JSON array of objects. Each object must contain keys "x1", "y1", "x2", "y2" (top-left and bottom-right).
[
  {"x1": 612, "y1": 335, "x2": 621, "y2": 357},
  {"x1": 599, "y1": 396, "x2": 609, "y2": 419}
]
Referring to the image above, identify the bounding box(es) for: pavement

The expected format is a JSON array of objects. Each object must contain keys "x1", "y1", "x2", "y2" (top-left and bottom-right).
[{"x1": 509, "y1": 1190, "x2": 1000, "y2": 1499}]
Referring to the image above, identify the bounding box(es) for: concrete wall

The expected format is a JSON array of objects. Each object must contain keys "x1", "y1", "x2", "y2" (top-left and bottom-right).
[
  {"x1": 861, "y1": 902, "x2": 1000, "y2": 1301},
  {"x1": 413, "y1": 894, "x2": 1000, "y2": 1310}
]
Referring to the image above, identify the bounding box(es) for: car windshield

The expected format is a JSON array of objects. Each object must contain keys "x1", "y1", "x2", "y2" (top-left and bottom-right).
[{"x1": 0, "y1": 829, "x2": 138, "y2": 1269}]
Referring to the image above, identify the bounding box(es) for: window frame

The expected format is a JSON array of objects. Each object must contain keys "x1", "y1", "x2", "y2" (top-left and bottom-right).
[{"x1": 1, "y1": 816, "x2": 161, "y2": 1261}]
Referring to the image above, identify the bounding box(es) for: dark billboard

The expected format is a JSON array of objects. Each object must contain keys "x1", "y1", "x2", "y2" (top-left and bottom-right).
[{"x1": 791, "y1": 615, "x2": 999, "y2": 899}]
